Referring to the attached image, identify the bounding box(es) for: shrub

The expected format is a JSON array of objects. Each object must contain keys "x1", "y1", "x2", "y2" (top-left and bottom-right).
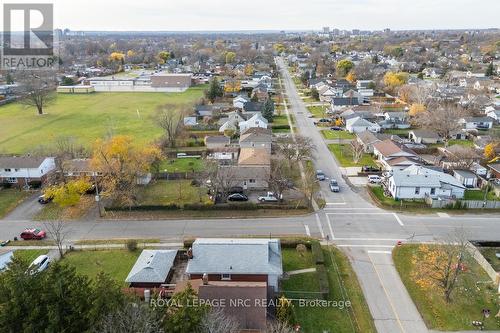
[
  {"x1": 296, "y1": 244, "x2": 307, "y2": 256},
  {"x1": 126, "y1": 239, "x2": 138, "y2": 252}
]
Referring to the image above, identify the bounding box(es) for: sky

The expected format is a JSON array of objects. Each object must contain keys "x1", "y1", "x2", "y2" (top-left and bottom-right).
[{"x1": 5, "y1": 0, "x2": 500, "y2": 31}]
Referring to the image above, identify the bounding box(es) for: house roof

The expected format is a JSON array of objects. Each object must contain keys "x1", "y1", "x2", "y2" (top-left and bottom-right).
[
  {"x1": 125, "y1": 250, "x2": 177, "y2": 284},
  {"x1": 391, "y1": 165, "x2": 465, "y2": 189},
  {"x1": 62, "y1": 159, "x2": 92, "y2": 173},
  {"x1": 205, "y1": 136, "x2": 230, "y2": 145},
  {"x1": 186, "y1": 238, "x2": 283, "y2": 276},
  {"x1": 373, "y1": 140, "x2": 416, "y2": 158},
  {"x1": 0, "y1": 156, "x2": 50, "y2": 169},
  {"x1": 357, "y1": 131, "x2": 380, "y2": 145},
  {"x1": 346, "y1": 117, "x2": 377, "y2": 128},
  {"x1": 487, "y1": 163, "x2": 500, "y2": 174},
  {"x1": 238, "y1": 148, "x2": 271, "y2": 166},
  {"x1": 239, "y1": 127, "x2": 272, "y2": 142},
  {"x1": 453, "y1": 170, "x2": 477, "y2": 179},
  {"x1": 387, "y1": 156, "x2": 421, "y2": 167},
  {"x1": 409, "y1": 129, "x2": 440, "y2": 139},
  {"x1": 243, "y1": 102, "x2": 263, "y2": 112}
]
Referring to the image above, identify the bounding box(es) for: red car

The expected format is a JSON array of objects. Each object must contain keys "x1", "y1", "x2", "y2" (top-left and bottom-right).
[{"x1": 20, "y1": 228, "x2": 46, "y2": 240}]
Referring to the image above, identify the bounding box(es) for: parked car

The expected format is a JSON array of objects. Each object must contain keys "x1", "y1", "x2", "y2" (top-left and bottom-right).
[
  {"x1": 38, "y1": 194, "x2": 53, "y2": 204},
  {"x1": 20, "y1": 228, "x2": 46, "y2": 240},
  {"x1": 258, "y1": 192, "x2": 279, "y2": 203},
  {"x1": 329, "y1": 179, "x2": 340, "y2": 192},
  {"x1": 368, "y1": 175, "x2": 382, "y2": 184},
  {"x1": 362, "y1": 166, "x2": 381, "y2": 172},
  {"x1": 228, "y1": 193, "x2": 249, "y2": 202},
  {"x1": 316, "y1": 170, "x2": 326, "y2": 181},
  {"x1": 330, "y1": 126, "x2": 343, "y2": 131},
  {"x1": 314, "y1": 118, "x2": 331, "y2": 126},
  {"x1": 27, "y1": 255, "x2": 50, "y2": 275}
]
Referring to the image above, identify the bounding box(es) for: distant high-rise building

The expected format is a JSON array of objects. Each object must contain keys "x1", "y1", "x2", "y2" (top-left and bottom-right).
[
  {"x1": 352, "y1": 29, "x2": 360, "y2": 35},
  {"x1": 384, "y1": 28, "x2": 391, "y2": 33},
  {"x1": 332, "y1": 28, "x2": 340, "y2": 35},
  {"x1": 323, "y1": 27, "x2": 330, "y2": 34}
]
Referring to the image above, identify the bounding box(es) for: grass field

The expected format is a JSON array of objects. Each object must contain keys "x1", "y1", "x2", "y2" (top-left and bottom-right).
[
  {"x1": 321, "y1": 130, "x2": 355, "y2": 140},
  {"x1": 136, "y1": 180, "x2": 209, "y2": 206},
  {"x1": 0, "y1": 189, "x2": 30, "y2": 218},
  {"x1": 63, "y1": 250, "x2": 140, "y2": 284},
  {"x1": 464, "y1": 190, "x2": 499, "y2": 201},
  {"x1": 328, "y1": 144, "x2": 376, "y2": 167},
  {"x1": 0, "y1": 86, "x2": 206, "y2": 154},
  {"x1": 393, "y1": 244, "x2": 499, "y2": 331},
  {"x1": 13, "y1": 249, "x2": 48, "y2": 263},
  {"x1": 307, "y1": 105, "x2": 328, "y2": 118},
  {"x1": 430, "y1": 140, "x2": 475, "y2": 148},
  {"x1": 158, "y1": 158, "x2": 204, "y2": 173}
]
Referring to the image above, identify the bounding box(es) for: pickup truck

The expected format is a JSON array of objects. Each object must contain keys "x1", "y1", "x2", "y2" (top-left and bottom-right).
[{"x1": 258, "y1": 192, "x2": 279, "y2": 203}]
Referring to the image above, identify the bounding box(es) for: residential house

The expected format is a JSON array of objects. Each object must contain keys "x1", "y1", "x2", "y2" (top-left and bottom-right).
[
  {"x1": 460, "y1": 117, "x2": 494, "y2": 130},
  {"x1": 356, "y1": 131, "x2": 381, "y2": 153},
  {"x1": 379, "y1": 112, "x2": 410, "y2": 130},
  {"x1": 233, "y1": 95, "x2": 250, "y2": 109},
  {"x1": 486, "y1": 108, "x2": 500, "y2": 124},
  {"x1": 387, "y1": 165, "x2": 466, "y2": 200},
  {"x1": 487, "y1": 163, "x2": 500, "y2": 179},
  {"x1": 218, "y1": 111, "x2": 246, "y2": 133},
  {"x1": 251, "y1": 85, "x2": 269, "y2": 102},
  {"x1": 185, "y1": 238, "x2": 283, "y2": 292},
  {"x1": 239, "y1": 113, "x2": 268, "y2": 133},
  {"x1": 62, "y1": 159, "x2": 99, "y2": 178},
  {"x1": 205, "y1": 136, "x2": 231, "y2": 150},
  {"x1": 239, "y1": 127, "x2": 273, "y2": 152},
  {"x1": 331, "y1": 97, "x2": 360, "y2": 109},
  {"x1": 453, "y1": 170, "x2": 478, "y2": 188},
  {"x1": 372, "y1": 140, "x2": 420, "y2": 170},
  {"x1": 125, "y1": 250, "x2": 178, "y2": 288},
  {"x1": 0, "y1": 156, "x2": 56, "y2": 187},
  {"x1": 243, "y1": 101, "x2": 264, "y2": 115},
  {"x1": 345, "y1": 117, "x2": 381, "y2": 134},
  {"x1": 409, "y1": 130, "x2": 441, "y2": 144}
]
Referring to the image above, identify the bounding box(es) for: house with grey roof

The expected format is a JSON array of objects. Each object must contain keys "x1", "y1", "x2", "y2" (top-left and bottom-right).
[
  {"x1": 459, "y1": 117, "x2": 494, "y2": 130},
  {"x1": 0, "y1": 156, "x2": 56, "y2": 188},
  {"x1": 409, "y1": 130, "x2": 441, "y2": 144},
  {"x1": 125, "y1": 250, "x2": 178, "y2": 288},
  {"x1": 186, "y1": 238, "x2": 283, "y2": 292},
  {"x1": 346, "y1": 117, "x2": 381, "y2": 134},
  {"x1": 387, "y1": 165, "x2": 466, "y2": 200}
]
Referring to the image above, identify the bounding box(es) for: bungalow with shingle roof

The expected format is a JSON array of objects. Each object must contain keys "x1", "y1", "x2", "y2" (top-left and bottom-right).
[{"x1": 125, "y1": 250, "x2": 178, "y2": 288}]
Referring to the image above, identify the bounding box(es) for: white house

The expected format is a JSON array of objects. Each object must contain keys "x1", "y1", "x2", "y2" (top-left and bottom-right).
[
  {"x1": 372, "y1": 140, "x2": 420, "y2": 170},
  {"x1": 239, "y1": 113, "x2": 268, "y2": 133},
  {"x1": 460, "y1": 117, "x2": 494, "y2": 130},
  {"x1": 0, "y1": 156, "x2": 56, "y2": 188},
  {"x1": 387, "y1": 165, "x2": 466, "y2": 200},
  {"x1": 453, "y1": 170, "x2": 478, "y2": 188},
  {"x1": 233, "y1": 95, "x2": 250, "y2": 109},
  {"x1": 345, "y1": 117, "x2": 381, "y2": 134}
]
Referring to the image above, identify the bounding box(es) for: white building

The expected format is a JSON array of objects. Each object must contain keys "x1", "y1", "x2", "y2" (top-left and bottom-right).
[
  {"x1": 345, "y1": 117, "x2": 381, "y2": 134},
  {"x1": 239, "y1": 113, "x2": 268, "y2": 133},
  {"x1": 0, "y1": 156, "x2": 56, "y2": 188}
]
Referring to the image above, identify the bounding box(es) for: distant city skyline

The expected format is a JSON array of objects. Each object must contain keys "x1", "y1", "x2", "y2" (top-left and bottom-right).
[{"x1": 6, "y1": 0, "x2": 500, "y2": 31}]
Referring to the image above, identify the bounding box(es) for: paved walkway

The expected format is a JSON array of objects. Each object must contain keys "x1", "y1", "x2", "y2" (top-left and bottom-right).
[
  {"x1": 287, "y1": 267, "x2": 316, "y2": 276},
  {"x1": 7, "y1": 242, "x2": 183, "y2": 251}
]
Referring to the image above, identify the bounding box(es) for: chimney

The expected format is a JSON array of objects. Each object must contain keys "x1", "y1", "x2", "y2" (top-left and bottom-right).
[
  {"x1": 187, "y1": 247, "x2": 193, "y2": 259},
  {"x1": 202, "y1": 273, "x2": 209, "y2": 285}
]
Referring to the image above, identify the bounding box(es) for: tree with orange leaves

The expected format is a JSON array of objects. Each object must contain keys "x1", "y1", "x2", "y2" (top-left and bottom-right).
[{"x1": 91, "y1": 136, "x2": 162, "y2": 208}]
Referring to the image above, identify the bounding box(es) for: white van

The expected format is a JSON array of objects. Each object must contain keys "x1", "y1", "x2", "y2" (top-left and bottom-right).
[{"x1": 368, "y1": 175, "x2": 382, "y2": 184}]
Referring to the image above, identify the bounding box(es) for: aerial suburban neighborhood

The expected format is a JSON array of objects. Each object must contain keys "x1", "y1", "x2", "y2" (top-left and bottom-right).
[{"x1": 0, "y1": 1, "x2": 499, "y2": 332}]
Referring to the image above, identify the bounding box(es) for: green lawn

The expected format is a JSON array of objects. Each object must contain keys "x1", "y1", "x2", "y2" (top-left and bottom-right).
[
  {"x1": 282, "y1": 248, "x2": 315, "y2": 272},
  {"x1": 478, "y1": 247, "x2": 500, "y2": 272},
  {"x1": 0, "y1": 86, "x2": 206, "y2": 154},
  {"x1": 430, "y1": 140, "x2": 475, "y2": 148},
  {"x1": 62, "y1": 250, "x2": 140, "y2": 285},
  {"x1": 13, "y1": 249, "x2": 48, "y2": 263},
  {"x1": 0, "y1": 189, "x2": 30, "y2": 218},
  {"x1": 464, "y1": 190, "x2": 499, "y2": 201},
  {"x1": 307, "y1": 106, "x2": 328, "y2": 118},
  {"x1": 136, "y1": 180, "x2": 209, "y2": 206},
  {"x1": 369, "y1": 186, "x2": 428, "y2": 209},
  {"x1": 328, "y1": 144, "x2": 377, "y2": 167},
  {"x1": 158, "y1": 158, "x2": 204, "y2": 173},
  {"x1": 393, "y1": 244, "x2": 499, "y2": 331},
  {"x1": 321, "y1": 130, "x2": 355, "y2": 140}
]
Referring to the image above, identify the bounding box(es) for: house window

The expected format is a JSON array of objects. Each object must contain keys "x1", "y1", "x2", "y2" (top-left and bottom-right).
[
  {"x1": 221, "y1": 274, "x2": 231, "y2": 280},
  {"x1": 14, "y1": 169, "x2": 19, "y2": 172},
  {"x1": 4, "y1": 169, "x2": 11, "y2": 172},
  {"x1": 430, "y1": 188, "x2": 436, "y2": 195},
  {"x1": 415, "y1": 187, "x2": 420, "y2": 195},
  {"x1": 6, "y1": 177, "x2": 17, "y2": 183},
  {"x1": 249, "y1": 179, "x2": 256, "y2": 184}
]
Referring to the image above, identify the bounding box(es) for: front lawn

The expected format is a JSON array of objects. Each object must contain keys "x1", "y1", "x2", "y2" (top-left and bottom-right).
[
  {"x1": 136, "y1": 180, "x2": 209, "y2": 206},
  {"x1": 158, "y1": 158, "x2": 204, "y2": 173},
  {"x1": 369, "y1": 186, "x2": 428, "y2": 209},
  {"x1": 328, "y1": 144, "x2": 376, "y2": 167},
  {"x1": 281, "y1": 245, "x2": 376, "y2": 333},
  {"x1": 0, "y1": 189, "x2": 30, "y2": 219},
  {"x1": 393, "y1": 244, "x2": 499, "y2": 331},
  {"x1": 13, "y1": 249, "x2": 48, "y2": 263},
  {"x1": 307, "y1": 106, "x2": 328, "y2": 118},
  {"x1": 0, "y1": 86, "x2": 206, "y2": 154},
  {"x1": 62, "y1": 250, "x2": 140, "y2": 285},
  {"x1": 321, "y1": 130, "x2": 355, "y2": 140}
]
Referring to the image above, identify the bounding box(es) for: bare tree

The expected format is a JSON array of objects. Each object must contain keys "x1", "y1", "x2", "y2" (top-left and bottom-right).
[
  {"x1": 156, "y1": 104, "x2": 187, "y2": 148},
  {"x1": 349, "y1": 141, "x2": 364, "y2": 164},
  {"x1": 275, "y1": 135, "x2": 315, "y2": 166},
  {"x1": 17, "y1": 71, "x2": 56, "y2": 115},
  {"x1": 44, "y1": 220, "x2": 69, "y2": 259},
  {"x1": 204, "y1": 161, "x2": 237, "y2": 203},
  {"x1": 415, "y1": 104, "x2": 467, "y2": 146},
  {"x1": 266, "y1": 320, "x2": 295, "y2": 333},
  {"x1": 96, "y1": 303, "x2": 163, "y2": 333},
  {"x1": 269, "y1": 159, "x2": 292, "y2": 203},
  {"x1": 299, "y1": 167, "x2": 320, "y2": 209},
  {"x1": 442, "y1": 145, "x2": 480, "y2": 169},
  {"x1": 201, "y1": 308, "x2": 240, "y2": 333}
]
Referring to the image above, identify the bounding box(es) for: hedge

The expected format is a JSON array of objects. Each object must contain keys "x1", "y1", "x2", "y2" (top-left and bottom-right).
[
  {"x1": 106, "y1": 202, "x2": 308, "y2": 212},
  {"x1": 311, "y1": 242, "x2": 325, "y2": 264},
  {"x1": 271, "y1": 124, "x2": 291, "y2": 130},
  {"x1": 316, "y1": 264, "x2": 330, "y2": 299}
]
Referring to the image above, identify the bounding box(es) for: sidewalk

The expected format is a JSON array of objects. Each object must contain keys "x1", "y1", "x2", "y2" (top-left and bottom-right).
[{"x1": 6, "y1": 242, "x2": 184, "y2": 251}]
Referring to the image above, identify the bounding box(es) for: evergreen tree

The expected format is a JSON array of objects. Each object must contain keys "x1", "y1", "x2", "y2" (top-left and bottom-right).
[
  {"x1": 485, "y1": 62, "x2": 494, "y2": 77},
  {"x1": 163, "y1": 284, "x2": 208, "y2": 333},
  {"x1": 205, "y1": 78, "x2": 223, "y2": 103},
  {"x1": 262, "y1": 98, "x2": 275, "y2": 123}
]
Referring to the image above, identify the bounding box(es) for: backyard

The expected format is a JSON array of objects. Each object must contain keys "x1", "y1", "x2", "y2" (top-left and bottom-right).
[
  {"x1": 158, "y1": 157, "x2": 204, "y2": 173},
  {"x1": 62, "y1": 250, "x2": 140, "y2": 285},
  {"x1": 464, "y1": 189, "x2": 499, "y2": 201},
  {"x1": 328, "y1": 144, "x2": 377, "y2": 167},
  {"x1": 281, "y1": 245, "x2": 376, "y2": 333},
  {"x1": 0, "y1": 189, "x2": 31, "y2": 218},
  {"x1": 393, "y1": 244, "x2": 499, "y2": 331},
  {"x1": 0, "y1": 86, "x2": 206, "y2": 154},
  {"x1": 136, "y1": 180, "x2": 209, "y2": 207}
]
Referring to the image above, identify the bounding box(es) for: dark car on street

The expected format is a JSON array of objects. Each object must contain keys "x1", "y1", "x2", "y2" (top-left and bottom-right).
[{"x1": 227, "y1": 193, "x2": 249, "y2": 202}]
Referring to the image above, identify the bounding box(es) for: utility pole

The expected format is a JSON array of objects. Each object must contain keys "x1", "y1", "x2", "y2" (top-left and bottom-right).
[{"x1": 93, "y1": 172, "x2": 103, "y2": 218}]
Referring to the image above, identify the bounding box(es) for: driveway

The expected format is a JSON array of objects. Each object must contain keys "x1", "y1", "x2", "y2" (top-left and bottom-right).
[{"x1": 3, "y1": 191, "x2": 43, "y2": 221}]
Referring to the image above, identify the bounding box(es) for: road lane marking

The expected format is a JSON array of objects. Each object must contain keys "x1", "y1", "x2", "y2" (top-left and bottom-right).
[
  {"x1": 304, "y1": 225, "x2": 311, "y2": 236},
  {"x1": 338, "y1": 245, "x2": 395, "y2": 248},
  {"x1": 367, "y1": 250, "x2": 392, "y2": 254},
  {"x1": 393, "y1": 213, "x2": 404, "y2": 226},
  {"x1": 325, "y1": 212, "x2": 392, "y2": 215},
  {"x1": 315, "y1": 214, "x2": 325, "y2": 239},
  {"x1": 333, "y1": 238, "x2": 402, "y2": 241},
  {"x1": 437, "y1": 212, "x2": 450, "y2": 218},
  {"x1": 325, "y1": 202, "x2": 347, "y2": 205},
  {"x1": 325, "y1": 213, "x2": 336, "y2": 240}
]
